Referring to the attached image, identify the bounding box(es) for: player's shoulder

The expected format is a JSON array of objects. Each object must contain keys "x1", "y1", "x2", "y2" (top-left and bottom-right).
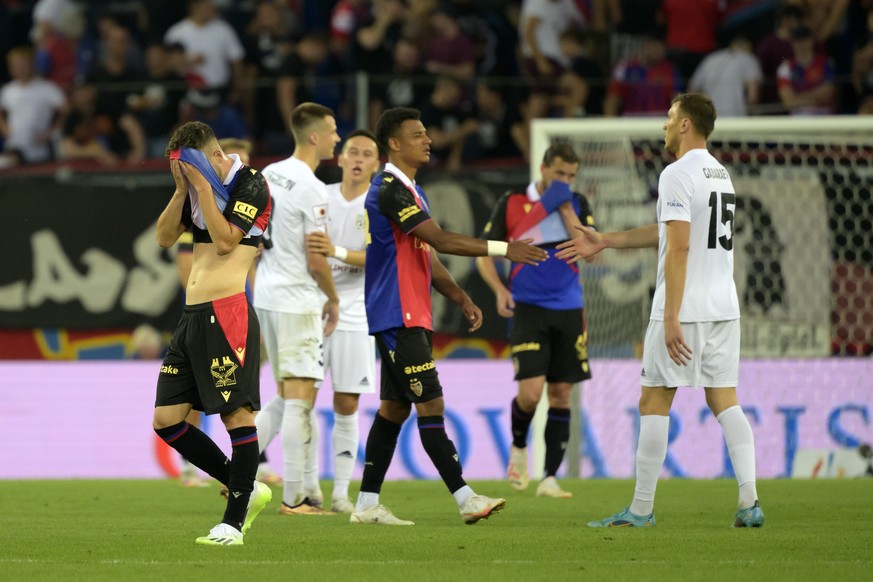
[{"x1": 375, "y1": 170, "x2": 407, "y2": 196}]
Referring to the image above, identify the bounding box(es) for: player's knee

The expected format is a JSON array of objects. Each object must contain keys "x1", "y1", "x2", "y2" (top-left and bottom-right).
[
  {"x1": 516, "y1": 388, "x2": 541, "y2": 412},
  {"x1": 415, "y1": 397, "x2": 444, "y2": 417},
  {"x1": 379, "y1": 401, "x2": 411, "y2": 424}
]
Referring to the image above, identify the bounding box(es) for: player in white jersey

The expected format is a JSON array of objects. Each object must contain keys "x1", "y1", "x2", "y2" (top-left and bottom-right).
[
  {"x1": 303, "y1": 130, "x2": 381, "y2": 514},
  {"x1": 556, "y1": 93, "x2": 763, "y2": 528},
  {"x1": 253, "y1": 102, "x2": 341, "y2": 515}
]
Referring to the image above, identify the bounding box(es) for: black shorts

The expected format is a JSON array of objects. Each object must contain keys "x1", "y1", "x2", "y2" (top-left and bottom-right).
[
  {"x1": 374, "y1": 327, "x2": 443, "y2": 404},
  {"x1": 155, "y1": 293, "x2": 261, "y2": 415},
  {"x1": 509, "y1": 302, "x2": 592, "y2": 383}
]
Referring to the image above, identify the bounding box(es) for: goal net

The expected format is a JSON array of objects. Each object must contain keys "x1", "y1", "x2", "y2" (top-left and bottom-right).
[{"x1": 531, "y1": 116, "x2": 873, "y2": 358}]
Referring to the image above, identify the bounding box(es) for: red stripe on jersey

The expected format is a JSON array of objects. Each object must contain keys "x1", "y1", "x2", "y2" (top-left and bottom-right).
[
  {"x1": 212, "y1": 293, "x2": 249, "y2": 366},
  {"x1": 254, "y1": 195, "x2": 271, "y2": 232},
  {"x1": 393, "y1": 222, "x2": 433, "y2": 330}
]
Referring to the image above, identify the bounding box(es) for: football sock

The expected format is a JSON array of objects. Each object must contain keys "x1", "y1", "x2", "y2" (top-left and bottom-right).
[
  {"x1": 155, "y1": 421, "x2": 229, "y2": 485},
  {"x1": 544, "y1": 407, "x2": 571, "y2": 477},
  {"x1": 452, "y1": 485, "x2": 475, "y2": 507},
  {"x1": 255, "y1": 395, "x2": 284, "y2": 454},
  {"x1": 355, "y1": 491, "x2": 379, "y2": 513},
  {"x1": 303, "y1": 405, "x2": 320, "y2": 496},
  {"x1": 359, "y1": 412, "x2": 402, "y2": 496},
  {"x1": 629, "y1": 414, "x2": 669, "y2": 516},
  {"x1": 281, "y1": 399, "x2": 310, "y2": 507},
  {"x1": 332, "y1": 411, "x2": 359, "y2": 500},
  {"x1": 511, "y1": 397, "x2": 535, "y2": 449},
  {"x1": 417, "y1": 415, "x2": 467, "y2": 494},
  {"x1": 717, "y1": 405, "x2": 759, "y2": 508},
  {"x1": 222, "y1": 426, "x2": 258, "y2": 531}
]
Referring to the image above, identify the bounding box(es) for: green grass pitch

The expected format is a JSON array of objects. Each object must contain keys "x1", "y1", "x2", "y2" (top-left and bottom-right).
[{"x1": 1, "y1": 478, "x2": 871, "y2": 581}]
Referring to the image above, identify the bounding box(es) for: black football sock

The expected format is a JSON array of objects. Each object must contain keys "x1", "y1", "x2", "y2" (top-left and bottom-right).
[
  {"x1": 511, "y1": 397, "x2": 535, "y2": 449},
  {"x1": 155, "y1": 421, "x2": 230, "y2": 484},
  {"x1": 359, "y1": 413, "x2": 402, "y2": 494},
  {"x1": 544, "y1": 408, "x2": 571, "y2": 477},
  {"x1": 418, "y1": 415, "x2": 466, "y2": 494},
  {"x1": 222, "y1": 426, "x2": 259, "y2": 531}
]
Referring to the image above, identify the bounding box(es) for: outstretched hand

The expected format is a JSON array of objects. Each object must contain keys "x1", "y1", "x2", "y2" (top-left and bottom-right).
[
  {"x1": 555, "y1": 225, "x2": 604, "y2": 263},
  {"x1": 506, "y1": 239, "x2": 548, "y2": 265}
]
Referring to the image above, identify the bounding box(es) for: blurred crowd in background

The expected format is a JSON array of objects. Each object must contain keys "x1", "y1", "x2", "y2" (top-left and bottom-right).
[{"x1": 1, "y1": 0, "x2": 873, "y2": 170}]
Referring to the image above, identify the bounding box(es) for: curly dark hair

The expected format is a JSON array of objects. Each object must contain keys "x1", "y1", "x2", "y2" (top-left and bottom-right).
[
  {"x1": 375, "y1": 107, "x2": 420, "y2": 152},
  {"x1": 165, "y1": 121, "x2": 217, "y2": 157}
]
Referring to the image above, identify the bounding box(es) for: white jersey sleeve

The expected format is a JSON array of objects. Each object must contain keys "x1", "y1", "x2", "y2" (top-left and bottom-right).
[{"x1": 651, "y1": 149, "x2": 740, "y2": 323}]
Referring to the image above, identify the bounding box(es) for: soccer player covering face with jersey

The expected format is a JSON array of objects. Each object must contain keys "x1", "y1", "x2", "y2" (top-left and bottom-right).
[
  {"x1": 556, "y1": 93, "x2": 764, "y2": 528},
  {"x1": 352, "y1": 107, "x2": 548, "y2": 526},
  {"x1": 153, "y1": 121, "x2": 273, "y2": 546}
]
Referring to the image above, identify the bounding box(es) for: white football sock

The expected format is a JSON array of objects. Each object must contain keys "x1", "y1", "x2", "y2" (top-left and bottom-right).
[
  {"x1": 356, "y1": 491, "x2": 379, "y2": 512},
  {"x1": 717, "y1": 405, "x2": 759, "y2": 508},
  {"x1": 452, "y1": 485, "x2": 475, "y2": 507},
  {"x1": 303, "y1": 405, "x2": 320, "y2": 495},
  {"x1": 255, "y1": 395, "x2": 285, "y2": 454},
  {"x1": 281, "y1": 399, "x2": 310, "y2": 507},
  {"x1": 630, "y1": 414, "x2": 669, "y2": 516},
  {"x1": 332, "y1": 411, "x2": 359, "y2": 500}
]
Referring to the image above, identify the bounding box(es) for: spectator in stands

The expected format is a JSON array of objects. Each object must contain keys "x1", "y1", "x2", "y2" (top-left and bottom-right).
[
  {"x1": 555, "y1": 28, "x2": 606, "y2": 117},
  {"x1": 468, "y1": 79, "x2": 524, "y2": 161},
  {"x1": 34, "y1": 2, "x2": 84, "y2": 93},
  {"x1": 179, "y1": 89, "x2": 249, "y2": 140},
  {"x1": 689, "y1": 34, "x2": 762, "y2": 117},
  {"x1": 127, "y1": 42, "x2": 187, "y2": 158},
  {"x1": 777, "y1": 25, "x2": 835, "y2": 115},
  {"x1": 604, "y1": 33, "x2": 682, "y2": 117},
  {"x1": 658, "y1": 0, "x2": 724, "y2": 82},
  {"x1": 756, "y1": 4, "x2": 805, "y2": 111},
  {"x1": 164, "y1": 0, "x2": 245, "y2": 96},
  {"x1": 241, "y1": 0, "x2": 297, "y2": 139},
  {"x1": 368, "y1": 36, "x2": 429, "y2": 130},
  {"x1": 789, "y1": 0, "x2": 850, "y2": 45},
  {"x1": 0, "y1": 46, "x2": 67, "y2": 165},
  {"x1": 420, "y1": 75, "x2": 478, "y2": 171},
  {"x1": 518, "y1": 0, "x2": 588, "y2": 120},
  {"x1": 59, "y1": 82, "x2": 145, "y2": 164},
  {"x1": 852, "y1": 7, "x2": 873, "y2": 114},
  {"x1": 86, "y1": 22, "x2": 145, "y2": 119},
  {"x1": 609, "y1": 0, "x2": 662, "y2": 66},
  {"x1": 424, "y1": 5, "x2": 477, "y2": 80},
  {"x1": 330, "y1": 0, "x2": 370, "y2": 66},
  {"x1": 265, "y1": 31, "x2": 344, "y2": 156},
  {"x1": 354, "y1": 0, "x2": 405, "y2": 77},
  {"x1": 30, "y1": 0, "x2": 78, "y2": 44}
]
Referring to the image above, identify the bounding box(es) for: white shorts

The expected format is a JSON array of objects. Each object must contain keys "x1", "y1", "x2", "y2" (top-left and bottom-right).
[
  {"x1": 318, "y1": 329, "x2": 376, "y2": 394},
  {"x1": 256, "y1": 308, "x2": 324, "y2": 382},
  {"x1": 641, "y1": 319, "x2": 740, "y2": 388}
]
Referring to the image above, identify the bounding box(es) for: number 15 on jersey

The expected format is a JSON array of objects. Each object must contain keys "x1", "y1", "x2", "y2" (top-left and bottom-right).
[{"x1": 708, "y1": 191, "x2": 736, "y2": 251}]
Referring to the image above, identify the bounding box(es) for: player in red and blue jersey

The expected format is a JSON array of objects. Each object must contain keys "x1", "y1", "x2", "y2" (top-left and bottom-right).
[
  {"x1": 477, "y1": 144, "x2": 594, "y2": 499},
  {"x1": 153, "y1": 121, "x2": 272, "y2": 545},
  {"x1": 352, "y1": 107, "x2": 547, "y2": 526}
]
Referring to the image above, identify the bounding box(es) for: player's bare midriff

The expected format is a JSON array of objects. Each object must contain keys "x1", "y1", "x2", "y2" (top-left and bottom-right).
[{"x1": 186, "y1": 242, "x2": 257, "y2": 305}]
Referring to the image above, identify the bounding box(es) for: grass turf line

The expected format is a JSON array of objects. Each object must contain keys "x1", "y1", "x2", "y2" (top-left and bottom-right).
[{"x1": 0, "y1": 478, "x2": 871, "y2": 581}]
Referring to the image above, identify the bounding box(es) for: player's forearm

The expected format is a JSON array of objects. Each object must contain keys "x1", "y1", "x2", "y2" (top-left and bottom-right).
[
  {"x1": 197, "y1": 187, "x2": 239, "y2": 255},
  {"x1": 422, "y1": 229, "x2": 488, "y2": 257},
  {"x1": 308, "y1": 252, "x2": 340, "y2": 303},
  {"x1": 558, "y1": 201, "x2": 584, "y2": 236},
  {"x1": 475, "y1": 256, "x2": 508, "y2": 295},
  {"x1": 663, "y1": 246, "x2": 688, "y2": 321},
  {"x1": 603, "y1": 224, "x2": 659, "y2": 249},
  {"x1": 156, "y1": 191, "x2": 188, "y2": 248},
  {"x1": 340, "y1": 249, "x2": 366, "y2": 268}
]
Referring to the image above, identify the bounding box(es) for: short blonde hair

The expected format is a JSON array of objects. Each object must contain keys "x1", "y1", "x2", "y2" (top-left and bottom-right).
[{"x1": 218, "y1": 138, "x2": 253, "y2": 155}]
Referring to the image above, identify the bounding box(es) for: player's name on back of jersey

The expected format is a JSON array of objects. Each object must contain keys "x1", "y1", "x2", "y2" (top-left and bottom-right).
[{"x1": 702, "y1": 167, "x2": 729, "y2": 180}]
